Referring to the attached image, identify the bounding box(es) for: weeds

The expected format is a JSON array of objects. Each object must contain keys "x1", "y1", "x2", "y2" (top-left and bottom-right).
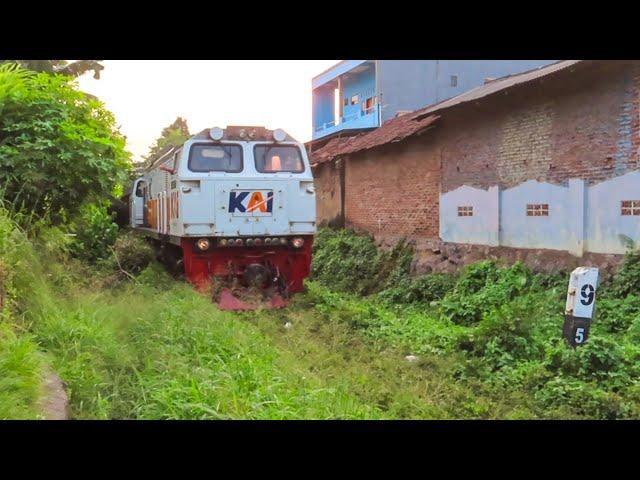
[
  {"x1": 4, "y1": 219, "x2": 640, "y2": 420},
  {"x1": 308, "y1": 228, "x2": 640, "y2": 419}
]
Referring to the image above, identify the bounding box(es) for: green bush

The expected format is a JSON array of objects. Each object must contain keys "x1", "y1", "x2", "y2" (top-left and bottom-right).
[
  {"x1": 378, "y1": 273, "x2": 456, "y2": 305},
  {"x1": 609, "y1": 249, "x2": 640, "y2": 298},
  {"x1": 459, "y1": 296, "x2": 541, "y2": 366},
  {"x1": 109, "y1": 231, "x2": 155, "y2": 275},
  {"x1": 311, "y1": 228, "x2": 413, "y2": 296},
  {"x1": 310, "y1": 228, "x2": 640, "y2": 418},
  {"x1": 0, "y1": 63, "x2": 131, "y2": 221},
  {"x1": 535, "y1": 376, "x2": 631, "y2": 419},
  {"x1": 440, "y1": 261, "x2": 532, "y2": 326},
  {"x1": 546, "y1": 336, "x2": 627, "y2": 383},
  {"x1": 69, "y1": 203, "x2": 118, "y2": 262},
  {"x1": 596, "y1": 296, "x2": 640, "y2": 333}
]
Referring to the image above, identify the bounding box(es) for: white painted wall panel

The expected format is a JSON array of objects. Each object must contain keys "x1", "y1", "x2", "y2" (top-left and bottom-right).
[
  {"x1": 585, "y1": 171, "x2": 640, "y2": 254},
  {"x1": 440, "y1": 185, "x2": 498, "y2": 246},
  {"x1": 500, "y1": 180, "x2": 572, "y2": 250},
  {"x1": 440, "y1": 173, "x2": 640, "y2": 256}
]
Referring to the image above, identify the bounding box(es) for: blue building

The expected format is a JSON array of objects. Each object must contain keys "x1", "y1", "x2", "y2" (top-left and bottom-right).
[{"x1": 311, "y1": 60, "x2": 555, "y2": 141}]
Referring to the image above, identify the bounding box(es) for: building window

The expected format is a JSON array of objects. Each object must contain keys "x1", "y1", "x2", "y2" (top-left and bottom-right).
[
  {"x1": 458, "y1": 206, "x2": 473, "y2": 217},
  {"x1": 621, "y1": 200, "x2": 640, "y2": 216},
  {"x1": 450, "y1": 75, "x2": 458, "y2": 87},
  {"x1": 526, "y1": 204, "x2": 549, "y2": 216},
  {"x1": 350, "y1": 95, "x2": 359, "y2": 105},
  {"x1": 362, "y1": 96, "x2": 377, "y2": 114}
]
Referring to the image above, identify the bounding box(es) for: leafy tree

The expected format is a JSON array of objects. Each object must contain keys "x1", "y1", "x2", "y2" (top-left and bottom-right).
[
  {"x1": 0, "y1": 63, "x2": 131, "y2": 220},
  {"x1": 0, "y1": 60, "x2": 105, "y2": 79},
  {"x1": 143, "y1": 117, "x2": 191, "y2": 164}
]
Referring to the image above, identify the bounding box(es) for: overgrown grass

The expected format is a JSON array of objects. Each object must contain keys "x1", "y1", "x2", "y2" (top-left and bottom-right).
[
  {"x1": 0, "y1": 209, "x2": 48, "y2": 419},
  {"x1": 0, "y1": 323, "x2": 46, "y2": 419},
  {"x1": 15, "y1": 260, "x2": 387, "y2": 419},
  {"x1": 309, "y1": 228, "x2": 640, "y2": 419},
  {"x1": 4, "y1": 217, "x2": 640, "y2": 419},
  {"x1": 1, "y1": 214, "x2": 387, "y2": 418}
]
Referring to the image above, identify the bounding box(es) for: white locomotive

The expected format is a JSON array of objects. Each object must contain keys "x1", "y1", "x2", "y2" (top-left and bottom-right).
[{"x1": 129, "y1": 126, "x2": 316, "y2": 296}]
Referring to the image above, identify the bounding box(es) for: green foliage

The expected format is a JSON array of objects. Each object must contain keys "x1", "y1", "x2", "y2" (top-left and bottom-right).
[
  {"x1": 609, "y1": 249, "x2": 640, "y2": 298},
  {"x1": 311, "y1": 228, "x2": 413, "y2": 296},
  {"x1": 69, "y1": 203, "x2": 119, "y2": 262},
  {"x1": 0, "y1": 324, "x2": 46, "y2": 419},
  {"x1": 0, "y1": 63, "x2": 130, "y2": 220},
  {"x1": 309, "y1": 228, "x2": 640, "y2": 419},
  {"x1": 379, "y1": 273, "x2": 456, "y2": 305},
  {"x1": 534, "y1": 376, "x2": 632, "y2": 420},
  {"x1": 0, "y1": 60, "x2": 104, "y2": 79},
  {"x1": 144, "y1": 116, "x2": 191, "y2": 163},
  {"x1": 546, "y1": 335, "x2": 627, "y2": 382},
  {"x1": 595, "y1": 296, "x2": 640, "y2": 333},
  {"x1": 0, "y1": 209, "x2": 50, "y2": 419},
  {"x1": 311, "y1": 228, "x2": 381, "y2": 295},
  {"x1": 108, "y1": 231, "x2": 155, "y2": 275},
  {"x1": 440, "y1": 261, "x2": 532, "y2": 326},
  {"x1": 4, "y1": 217, "x2": 640, "y2": 420},
  {"x1": 459, "y1": 295, "x2": 542, "y2": 367}
]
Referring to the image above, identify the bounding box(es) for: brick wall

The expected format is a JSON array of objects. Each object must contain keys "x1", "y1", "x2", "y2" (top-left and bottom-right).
[
  {"x1": 442, "y1": 61, "x2": 640, "y2": 192},
  {"x1": 344, "y1": 137, "x2": 440, "y2": 239},
  {"x1": 312, "y1": 160, "x2": 342, "y2": 227}
]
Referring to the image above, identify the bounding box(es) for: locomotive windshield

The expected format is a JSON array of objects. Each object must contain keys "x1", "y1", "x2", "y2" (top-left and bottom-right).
[
  {"x1": 188, "y1": 144, "x2": 243, "y2": 172},
  {"x1": 254, "y1": 145, "x2": 304, "y2": 173}
]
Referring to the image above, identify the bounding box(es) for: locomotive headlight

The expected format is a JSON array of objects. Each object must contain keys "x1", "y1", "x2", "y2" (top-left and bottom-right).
[
  {"x1": 292, "y1": 237, "x2": 305, "y2": 248},
  {"x1": 196, "y1": 238, "x2": 210, "y2": 251},
  {"x1": 273, "y1": 129, "x2": 286, "y2": 142},
  {"x1": 209, "y1": 127, "x2": 224, "y2": 141}
]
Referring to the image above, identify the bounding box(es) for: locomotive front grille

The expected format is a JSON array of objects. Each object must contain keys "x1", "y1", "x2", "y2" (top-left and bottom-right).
[{"x1": 217, "y1": 237, "x2": 288, "y2": 247}]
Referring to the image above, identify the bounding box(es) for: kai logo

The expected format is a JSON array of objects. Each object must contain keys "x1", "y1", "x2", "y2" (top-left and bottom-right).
[{"x1": 229, "y1": 190, "x2": 274, "y2": 216}]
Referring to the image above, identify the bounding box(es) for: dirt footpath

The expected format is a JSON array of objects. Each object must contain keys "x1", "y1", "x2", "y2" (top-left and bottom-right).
[{"x1": 39, "y1": 371, "x2": 69, "y2": 420}]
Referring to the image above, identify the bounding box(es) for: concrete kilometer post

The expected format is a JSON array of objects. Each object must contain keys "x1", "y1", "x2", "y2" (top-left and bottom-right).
[{"x1": 563, "y1": 267, "x2": 599, "y2": 347}]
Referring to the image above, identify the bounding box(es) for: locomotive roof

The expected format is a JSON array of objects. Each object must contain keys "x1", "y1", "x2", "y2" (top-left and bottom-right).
[
  {"x1": 141, "y1": 126, "x2": 300, "y2": 173},
  {"x1": 192, "y1": 126, "x2": 298, "y2": 143}
]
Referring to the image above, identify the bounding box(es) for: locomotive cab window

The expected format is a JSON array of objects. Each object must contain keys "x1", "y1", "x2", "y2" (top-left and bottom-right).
[
  {"x1": 135, "y1": 181, "x2": 146, "y2": 197},
  {"x1": 254, "y1": 145, "x2": 305, "y2": 173},
  {"x1": 188, "y1": 144, "x2": 243, "y2": 172}
]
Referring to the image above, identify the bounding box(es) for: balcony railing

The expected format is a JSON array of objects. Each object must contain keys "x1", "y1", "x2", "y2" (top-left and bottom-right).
[
  {"x1": 314, "y1": 120, "x2": 335, "y2": 133},
  {"x1": 313, "y1": 105, "x2": 380, "y2": 138}
]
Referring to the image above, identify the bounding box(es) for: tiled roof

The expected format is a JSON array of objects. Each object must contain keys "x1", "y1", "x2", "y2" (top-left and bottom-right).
[{"x1": 310, "y1": 113, "x2": 439, "y2": 165}]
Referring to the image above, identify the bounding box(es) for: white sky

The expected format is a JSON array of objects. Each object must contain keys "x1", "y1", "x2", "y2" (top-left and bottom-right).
[{"x1": 75, "y1": 60, "x2": 338, "y2": 163}]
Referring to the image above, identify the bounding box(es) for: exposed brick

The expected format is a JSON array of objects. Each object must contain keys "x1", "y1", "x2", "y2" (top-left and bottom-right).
[
  {"x1": 312, "y1": 160, "x2": 342, "y2": 227},
  {"x1": 344, "y1": 138, "x2": 440, "y2": 239}
]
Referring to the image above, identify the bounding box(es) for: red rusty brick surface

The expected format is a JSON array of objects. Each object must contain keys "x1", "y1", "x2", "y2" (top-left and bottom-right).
[
  {"x1": 344, "y1": 137, "x2": 440, "y2": 238},
  {"x1": 312, "y1": 160, "x2": 343, "y2": 227}
]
